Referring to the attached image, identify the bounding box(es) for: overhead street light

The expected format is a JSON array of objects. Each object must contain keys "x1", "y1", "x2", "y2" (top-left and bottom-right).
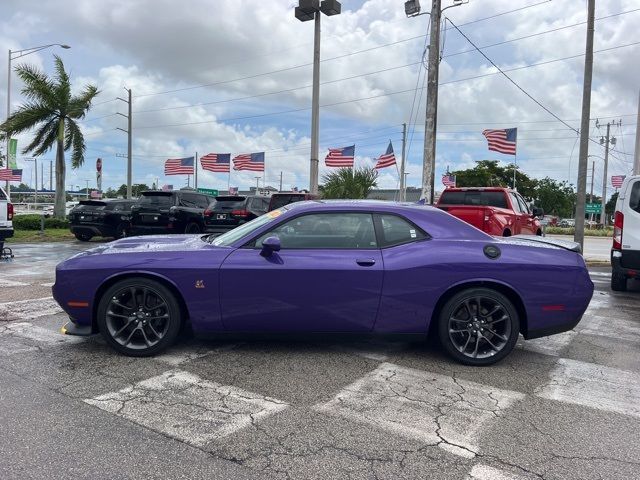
[
  {"x1": 4, "y1": 43, "x2": 71, "y2": 200},
  {"x1": 295, "y1": 0, "x2": 342, "y2": 195}
]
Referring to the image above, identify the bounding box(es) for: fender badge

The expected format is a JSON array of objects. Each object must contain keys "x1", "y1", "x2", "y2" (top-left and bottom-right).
[{"x1": 195, "y1": 280, "x2": 205, "y2": 289}]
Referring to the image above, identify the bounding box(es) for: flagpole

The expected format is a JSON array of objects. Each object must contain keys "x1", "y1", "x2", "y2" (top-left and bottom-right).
[
  {"x1": 513, "y1": 130, "x2": 517, "y2": 190},
  {"x1": 195, "y1": 152, "x2": 198, "y2": 190},
  {"x1": 227, "y1": 168, "x2": 231, "y2": 193}
]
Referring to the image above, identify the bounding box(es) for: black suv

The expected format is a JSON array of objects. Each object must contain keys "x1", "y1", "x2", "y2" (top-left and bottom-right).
[
  {"x1": 129, "y1": 190, "x2": 214, "y2": 236},
  {"x1": 203, "y1": 195, "x2": 269, "y2": 233},
  {"x1": 69, "y1": 199, "x2": 137, "y2": 241}
]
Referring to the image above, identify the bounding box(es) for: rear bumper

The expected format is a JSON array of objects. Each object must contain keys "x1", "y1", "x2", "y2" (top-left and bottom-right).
[
  {"x1": 203, "y1": 224, "x2": 239, "y2": 233},
  {"x1": 70, "y1": 224, "x2": 115, "y2": 237},
  {"x1": 0, "y1": 226, "x2": 14, "y2": 240},
  {"x1": 129, "y1": 224, "x2": 176, "y2": 235},
  {"x1": 611, "y1": 249, "x2": 639, "y2": 278}
]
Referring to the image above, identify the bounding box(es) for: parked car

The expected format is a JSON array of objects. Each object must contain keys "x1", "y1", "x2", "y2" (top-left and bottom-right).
[
  {"x1": 69, "y1": 199, "x2": 137, "y2": 241},
  {"x1": 611, "y1": 174, "x2": 640, "y2": 291},
  {"x1": 268, "y1": 192, "x2": 319, "y2": 211},
  {"x1": 129, "y1": 190, "x2": 214, "y2": 235},
  {"x1": 203, "y1": 195, "x2": 269, "y2": 233},
  {"x1": 44, "y1": 201, "x2": 79, "y2": 218},
  {"x1": 436, "y1": 187, "x2": 543, "y2": 236},
  {"x1": 0, "y1": 186, "x2": 14, "y2": 252},
  {"x1": 558, "y1": 218, "x2": 575, "y2": 228},
  {"x1": 54, "y1": 201, "x2": 593, "y2": 366}
]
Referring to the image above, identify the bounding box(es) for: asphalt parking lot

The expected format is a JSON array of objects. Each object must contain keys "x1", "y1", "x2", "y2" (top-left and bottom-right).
[{"x1": 1, "y1": 242, "x2": 639, "y2": 480}]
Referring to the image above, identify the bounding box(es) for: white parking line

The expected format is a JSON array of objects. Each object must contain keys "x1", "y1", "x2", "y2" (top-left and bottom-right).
[
  {"x1": 0, "y1": 321, "x2": 83, "y2": 345},
  {"x1": 536, "y1": 358, "x2": 640, "y2": 419},
  {"x1": 84, "y1": 370, "x2": 289, "y2": 448},
  {"x1": 313, "y1": 362, "x2": 525, "y2": 458},
  {"x1": 579, "y1": 315, "x2": 640, "y2": 344},
  {"x1": 519, "y1": 331, "x2": 576, "y2": 357},
  {"x1": 155, "y1": 343, "x2": 240, "y2": 366},
  {"x1": 466, "y1": 464, "x2": 528, "y2": 480},
  {"x1": 0, "y1": 279, "x2": 29, "y2": 287},
  {"x1": 0, "y1": 297, "x2": 63, "y2": 321}
]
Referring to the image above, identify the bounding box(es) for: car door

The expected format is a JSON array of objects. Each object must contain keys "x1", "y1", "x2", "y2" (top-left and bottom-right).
[
  {"x1": 515, "y1": 193, "x2": 536, "y2": 234},
  {"x1": 509, "y1": 192, "x2": 526, "y2": 234},
  {"x1": 219, "y1": 212, "x2": 383, "y2": 332}
]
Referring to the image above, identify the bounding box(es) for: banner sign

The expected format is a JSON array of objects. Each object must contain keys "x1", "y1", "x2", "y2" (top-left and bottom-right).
[{"x1": 8, "y1": 139, "x2": 17, "y2": 169}]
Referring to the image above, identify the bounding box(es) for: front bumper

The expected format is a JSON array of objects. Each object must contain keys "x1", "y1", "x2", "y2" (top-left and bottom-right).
[{"x1": 61, "y1": 320, "x2": 95, "y2": 336}]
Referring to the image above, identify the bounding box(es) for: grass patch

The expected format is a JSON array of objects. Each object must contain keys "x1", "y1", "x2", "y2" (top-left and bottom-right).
[
  {"x1": 8, "y1": 228, "x2": 76, "y2": 242},
  {"x1": 545, "y1": 226, "x2": 613, "y2": 237}
]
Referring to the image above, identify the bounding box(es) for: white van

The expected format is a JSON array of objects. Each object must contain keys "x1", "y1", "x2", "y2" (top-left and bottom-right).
[
  {"x1": 611, "y1": 174, "x2": 640, "y2": 291},
  {"x1": 0, "y1": 186, "x2": 14, "y2": 253}
]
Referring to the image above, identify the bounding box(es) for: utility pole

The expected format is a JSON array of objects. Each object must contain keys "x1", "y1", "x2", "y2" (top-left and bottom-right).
[
  {"x1": 279, "y1": 171, "x2": 283, "y2": 192},
  {"x1": 422, "y1": 0, "x2": 442, "y2": 205},
  {"x1": 116, "y1": 88, "x2": 132, "y2": 199},
  {"x1": 49, "y1": 159, "x2": 52, "y2": 191},
  {"x1": 255, "y1": 176, "x2": 261, "y2": 192},
  {"x1": 589, "y1": 160, "x2": 594, "y2": 223},
  {"x1": 634, "y1": 89, "x2": 640, "y2": 175},
  {"x1": 41, "y1": 162, "x2": 44, "y2": 190},
  {"x1": 574, "y1": 0, "x2": 595, "y2": 250},
  {"x1": 600, "y1": 122, "x2": 611, "y2": 226},
  {"x1": 399, "y1": 122, "x2": 407, "y2": 201},
  {"x1": 85, "y1": 179, "x2": 90, "y2": 199}
]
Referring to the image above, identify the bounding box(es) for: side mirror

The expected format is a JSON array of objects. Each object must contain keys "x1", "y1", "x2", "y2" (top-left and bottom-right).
[
  {"x1": 532, "y1": 207, "x2": 544, "y2": 218},
  {"x1": 260, "y1": 236, "x2": 281, "y2": 257}
]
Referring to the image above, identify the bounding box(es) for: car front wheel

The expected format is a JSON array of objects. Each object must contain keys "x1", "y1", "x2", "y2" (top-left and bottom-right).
[
  {"x1": 97, "y1": 278, "x2": 182, "y2": 356},
  {"x1": 437, "y1": 288, "x2": 520, "y2": 366}
]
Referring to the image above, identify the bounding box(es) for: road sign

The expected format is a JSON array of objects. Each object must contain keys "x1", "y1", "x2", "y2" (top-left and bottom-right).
[
  {"x1": 197, "y1": 188, "x2": 218, "y2": 196},
  {"x1": 585, "y1": 203, "x2": 601, "y2": 214}
]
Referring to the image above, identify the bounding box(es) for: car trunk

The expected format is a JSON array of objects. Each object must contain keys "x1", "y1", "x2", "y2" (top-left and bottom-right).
[
  {"x1": 132, "y1": 193, "x2": 175, "y2": 226},
  {"x1": 206, "y1": 197, "x2": 247, "y2": 228},
  {"x1": 437, "y1": 205, "x2": 487, "y2": 231}
]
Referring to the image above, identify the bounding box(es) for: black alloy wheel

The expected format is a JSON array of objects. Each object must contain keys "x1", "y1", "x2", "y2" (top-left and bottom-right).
[
  {"x1": 74, "y1": 232, "x2": 93, "y2": 242},
  {"x1": 97, "y1": 278, "x2": 182, "y2": 356},
  {"x1": 438, "y1": 288, "x2": 520, "y2": 366}
]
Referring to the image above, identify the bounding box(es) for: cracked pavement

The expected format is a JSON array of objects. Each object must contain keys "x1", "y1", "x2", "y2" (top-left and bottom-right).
[{"x1": 1, "y1": 243, "x2": 639, "y2": 480}]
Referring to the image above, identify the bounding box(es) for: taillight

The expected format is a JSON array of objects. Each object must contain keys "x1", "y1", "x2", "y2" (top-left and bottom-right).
[
  {"x1": 7, "y1": 203, "x2": 13, "y2": 220},
  {"x1": 204, "y1": 208, "x2": 212, "y2": 218},
  {"x1": 613, "y1": 211, "x2": 624, "y2": 250},
  {"x1": 231, "y1": 209, "x2": 249, "y2": 218}
]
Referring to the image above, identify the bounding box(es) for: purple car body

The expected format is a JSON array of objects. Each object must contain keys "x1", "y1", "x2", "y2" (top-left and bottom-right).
[{"x1": 53, "y1": 201, "x2": 593, "y2": 363}]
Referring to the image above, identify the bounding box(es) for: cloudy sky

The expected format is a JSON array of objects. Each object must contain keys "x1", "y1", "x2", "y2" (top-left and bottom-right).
[{"x1": 1, "y1": 0, "x2": 638, "y2": 199}]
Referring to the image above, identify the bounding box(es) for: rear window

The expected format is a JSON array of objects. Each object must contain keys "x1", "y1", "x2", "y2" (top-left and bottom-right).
[
  {"x1": 75, "y1": 201, "x2": 107, "y2": 211},
  {"x1": 140, "y1": 194, "x2": 174, "y2": 207},
  {"x1": 439, "y1": 191, "x2": 508, "y2": 209},
  {"x1": 211, "y1": 197, "x2": 247, "y2": 211}
]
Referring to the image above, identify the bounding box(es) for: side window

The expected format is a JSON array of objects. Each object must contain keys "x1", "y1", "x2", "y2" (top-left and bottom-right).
[
  {"x1": 516, "y1": 194, "x2": 530, "y2": 214},
  {"x1": 630, "y1": 181, "x2": 640, "y2": 214},
  {"x1": 180, "y1": 194, "x2": 198, "y2": 208},
  {"x1": 377, "y1": 214, "x2": 427, "y2": 247},
  {"x1": 509, "y1": 193, "x2": 522, "y2": 213},
  {"x1": 254, "y1": 213, "x2": 377, "y2": 249},
  {"x1": 198, "y1": 196, "x2": 210, "y2": 209}
]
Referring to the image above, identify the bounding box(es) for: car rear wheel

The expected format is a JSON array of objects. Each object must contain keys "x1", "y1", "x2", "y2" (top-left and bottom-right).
[
  {"x1": 437, "y1": 288, "x2": 520, "y2": 366},
  {"x1": 611, "y1": 272, "x2": 627, "y2": 292},
  {"x1": 185, "y1": 222, "x2": 201, "y2": 234},
  {"x1": 74, "y1": 232, "x2": 93, "y2": 242},
  {"x1": 97, "y1": 278, "x2": 182, "y2": 356},
  {"x1": 502, "y1": 229, "x2": 511, "y2": 237}
]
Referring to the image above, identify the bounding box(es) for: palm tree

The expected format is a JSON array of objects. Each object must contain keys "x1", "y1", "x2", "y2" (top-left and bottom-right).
[
  {"x1": 0, "y1": 55, "x2": 99, "y2": 218},
  {"x1": 321, "y1": 166, "x2": 378, "y2": 199}
]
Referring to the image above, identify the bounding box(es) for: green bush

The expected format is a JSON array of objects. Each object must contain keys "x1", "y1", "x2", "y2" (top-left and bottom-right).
[
  {"x1": 545, "y1": 226, "x2": 613, "y2": 237},
  {"x1": 13, "y1": 214, "x2": 69, "y2": 231}
]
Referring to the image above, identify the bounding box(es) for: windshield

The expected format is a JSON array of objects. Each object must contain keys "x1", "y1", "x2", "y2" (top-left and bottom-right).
[
  {"x1": 139, "y1": 194, "x2": 174, "y2": 207},
  {"x1": 210, "y1": 208, "x2": 285, "y2": 246}
]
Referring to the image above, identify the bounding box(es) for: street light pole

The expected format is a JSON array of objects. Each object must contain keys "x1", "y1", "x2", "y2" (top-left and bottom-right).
[
  {"x1": 116, "y1": 87, "x2": 132, "y2": 199},
  {"x1": 295, "y1": 0, "x2": 342, "y2": 194},
  {"x1": 5, "y1": 44, "x2": 70, "y2": 200}
]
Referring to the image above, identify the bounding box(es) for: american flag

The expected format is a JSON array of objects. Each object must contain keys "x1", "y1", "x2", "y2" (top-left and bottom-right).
[
  {"x1": 233, "y1": 152, "x2": 265, "y2": 172},
  {"x1": 200, "y1": 153, "x2": 231, "y2": 173},
  {"x1": 325, "y1": 145, "x2": 355, "y2": 167},
  {"x1": 0, "y1": 169, "x2": 22, "y2": 182},
  {"x1": 228, "y1": 186, "x2": 239, "y2": 195},
  {"x1": 611, "y1": 175, "x2": 626, "y2": 188},
  {"x1": 374, "y1": 141, "x2": 396, "y2": 169},
  {"x1": 482, "y1": 128, "x2": 517, "y2": 155},
  {"x1": 162, "y1": 184, "x2": 173, "y2": 191},
  {"x1": 442, "y1": 174, "x2": 456, "y2": 188},
  {"x1": 164, "y1": 157, "x2": 194, "y2": 175}
]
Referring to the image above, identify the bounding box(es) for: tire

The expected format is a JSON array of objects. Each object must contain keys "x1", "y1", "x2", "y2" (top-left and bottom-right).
[
  {"x1": 96, "y1": 277, "x2": 183, "y2": 356},
  {"x1": 114, "y1": 223, "x2": 127, "y2": 240},
  {"x1": 536, "y1": 229, "x2": 542, "y2": 236},
  {"x1": 503, "y1": 229, "x2": 511, "y2": 237},
  {"x1": 185, "y1": 222, "x2": 202, "y2": 234},
  {"x1": 74, "y1": 232, "x2": 93, "y2": 242},
  {"x1": 437, "y1": 288, "x2": 520, "y2": 366},
  {"x1": 611, "y1": 272, "x2": 627, "y2": 292}
]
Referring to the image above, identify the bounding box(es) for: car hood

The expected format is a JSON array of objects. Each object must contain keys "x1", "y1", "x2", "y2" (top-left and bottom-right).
[{"x1": 70, "y1": 234, "x2": 214, "y2": 258}]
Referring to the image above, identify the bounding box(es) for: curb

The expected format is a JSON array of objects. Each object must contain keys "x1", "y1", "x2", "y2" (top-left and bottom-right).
[{"x1": 585, "y1": 260, "x2": 610, "y2": 267}]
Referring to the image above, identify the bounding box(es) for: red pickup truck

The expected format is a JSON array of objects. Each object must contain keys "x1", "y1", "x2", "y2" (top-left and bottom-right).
[{"x1": 436, "y1": 187, "x2": 543, "y2": 237}]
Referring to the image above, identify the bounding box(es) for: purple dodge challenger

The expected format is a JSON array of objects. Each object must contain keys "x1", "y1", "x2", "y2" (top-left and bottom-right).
[{"x1": 53, "y1": 201, "x2": 593, "y2": 366}]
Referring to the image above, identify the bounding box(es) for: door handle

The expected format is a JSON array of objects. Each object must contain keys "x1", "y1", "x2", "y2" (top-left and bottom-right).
[{"x1": 356, "y1": 258, "x2": 376, "y2": 267}]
